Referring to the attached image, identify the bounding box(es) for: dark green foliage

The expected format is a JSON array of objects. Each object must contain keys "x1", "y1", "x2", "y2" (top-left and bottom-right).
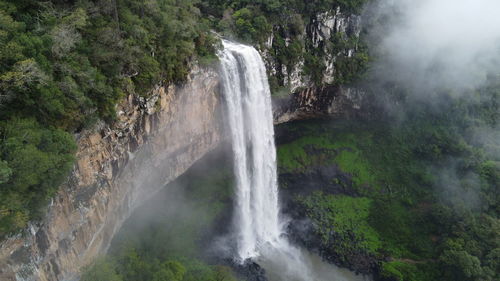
[
  {"x1": 303, "y1": 51, "x2": 327, "y2": 85},
  {"x1": 330, "y1": 36, "x2": 370, "y2": 84},
  {"x1": 276, "y1": 80, "x2": 499, "y2": 281},
  {"x1": 380, "y1": 261, "x2": 436, "y2": 281},
  {"x1": 1, "y1": 0, "x2": 217, "y2": 125},
  {"x1": 0, "y1": 0, "x2": 217, "y2": 236},
  {"x1": 232, "y1": 7, "x2": 271, "y2": 42},
  {"x1": 0, "y1": 118, "x2": 76, "y2": 235},
  {"x1": 0, "y1": 161, "x2": 11, "y2": 185},
  {"x1": 80, "y1": 258, "x2": 123, "y2": 281},
  {"x1": 198, "y1": 0, "x2": 367, "y2": 19},
  {"x1": 297, "y1": 192, "x2": 381, "y2": 257},
  {"x1": 82, "y1": 254, "x2": 237, "y2": 281}
]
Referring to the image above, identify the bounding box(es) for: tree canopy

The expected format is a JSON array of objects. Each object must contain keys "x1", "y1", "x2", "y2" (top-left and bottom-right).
[{"x1": 0, "y1": 0, "x2": 217, "y2": 236}]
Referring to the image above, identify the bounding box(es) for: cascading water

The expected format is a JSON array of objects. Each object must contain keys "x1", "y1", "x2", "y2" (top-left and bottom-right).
[
  {"x1": 219, "y1": 41, "x2": 370, "y2": 281},
  {"x1": 218, "y1": 40, "x2": 281, "y2": 261}
]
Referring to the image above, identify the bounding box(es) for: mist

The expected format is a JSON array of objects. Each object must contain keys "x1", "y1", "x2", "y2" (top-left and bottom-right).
[
  {"x1": 360, "y1": 0, "x2": 500, "y2": 212},
  {"x1": 366, "y1": 0, "x2": 500, "y2": 94},
  {"x1": 108, "y1": 145, "x2": 237, "y2": 264}
]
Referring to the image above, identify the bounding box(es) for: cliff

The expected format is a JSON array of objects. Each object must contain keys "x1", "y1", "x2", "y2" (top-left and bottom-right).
[
  {"x1": 0, "y1": 7, "x2": 367, "y2": 281},
  {"x1": 273, "y1": 85, "x2": 366, "y2": 124},
  {"x1": 265, "y1": 7, "x2": 366, "y2": 123},
  {"x1": 0, "y1": 66, "x2": 222, "y2": 281},
  {"x1": 263, "y1": 7, "x2": 362, "y2": 93}
]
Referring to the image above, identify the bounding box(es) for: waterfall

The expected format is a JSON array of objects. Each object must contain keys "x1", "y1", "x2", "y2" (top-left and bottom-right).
[
  {"x1": 219, "y1": 40, "x2": 281, "y2": 262},
  {"x1": 219, "y1": 41, "x2": 370, "y2": 281}
]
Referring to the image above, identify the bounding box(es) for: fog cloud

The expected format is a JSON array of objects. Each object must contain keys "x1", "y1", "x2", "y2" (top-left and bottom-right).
[{"x1": 367, "y1": 0, "x2": 500, "y2": 93}]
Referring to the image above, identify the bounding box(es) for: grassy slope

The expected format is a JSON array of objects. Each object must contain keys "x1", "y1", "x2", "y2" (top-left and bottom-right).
[{"x1": 276, "y1": 119, "x2": 440, "y2": 280}]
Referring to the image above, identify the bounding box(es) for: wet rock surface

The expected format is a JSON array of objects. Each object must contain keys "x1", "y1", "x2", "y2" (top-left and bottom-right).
[
  {"x1": 281, "y1": 175, "x2": 379, "y2": 275},
  {"x1": 286, "y1": 217, "x2": 379, "y2": 275}
]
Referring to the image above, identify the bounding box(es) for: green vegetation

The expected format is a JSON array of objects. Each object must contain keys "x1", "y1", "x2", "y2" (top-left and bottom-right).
[
  {"x1": 276, "y1": 77, "x2": 499, "y2": 281},
  {"x1": 81, "y1": 254, "x2": 236, "y2": 281},
  {"x1": 81, "y1": 151, "x2": 237, "y2": 281},
  {"x1": 380, "y1": 261, "x2": 435, "y2": 281},
  {"x1": 0, "y1": 0, "x2": 368, "y2": 237},
  {"x1": 198, "y1": 0, "x2": 369, "y2": 89},
  {"x1": 0, "y1": 0, "x2": 217, "y2": 236},
  {"x1": 0, "y1": 118, "x2": 76, "y2": 234},
  {"x1": 277, "y1": 127, "x2": 380, "y2": 191},
  {"x1": 278, "y1": 135, "x2": 338, "y2": 172},
  {"x1": 297, "y1": 192, "x2": 381, "y2": 255}
]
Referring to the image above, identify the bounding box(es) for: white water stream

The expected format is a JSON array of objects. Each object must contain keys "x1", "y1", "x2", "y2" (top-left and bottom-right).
[
  {"x1": 219, "y1": 40, "x2": 281, "y2": 261},
  {"x1": 219, "y1": 40, "x2": 369, "y2": 281}
]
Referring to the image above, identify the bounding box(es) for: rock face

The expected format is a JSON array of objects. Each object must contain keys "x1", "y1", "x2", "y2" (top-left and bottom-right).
[
  {"x1": 0, "y1": 66, "x2": 222, "y2": 281},
  {"x1": 273, "y1": 85, "x2": 366, "y2": 124},
  {"x1": 263, "y1": 7, "x2": 362, "y2": 93},
  {"x1": 309, "y1": 8, "x2": 362, "y2": 85},
  {"x1": 263, "y1": 7, "x2": 366, "y2": 124}
]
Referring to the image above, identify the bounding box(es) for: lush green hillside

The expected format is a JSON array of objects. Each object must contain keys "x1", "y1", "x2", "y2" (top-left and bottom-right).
[{"x1": 276, "y1": 79, "x2": 499, "y2": 281}]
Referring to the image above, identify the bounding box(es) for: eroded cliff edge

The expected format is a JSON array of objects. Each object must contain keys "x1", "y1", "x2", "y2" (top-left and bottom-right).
[{"x1": 0, "y1": 66, "x2": 222, "y2": 281}]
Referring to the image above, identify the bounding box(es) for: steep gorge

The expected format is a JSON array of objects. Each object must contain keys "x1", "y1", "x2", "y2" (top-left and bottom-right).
[{"x1": 0, "y1": 7, "x2": 366, "y2": 281}]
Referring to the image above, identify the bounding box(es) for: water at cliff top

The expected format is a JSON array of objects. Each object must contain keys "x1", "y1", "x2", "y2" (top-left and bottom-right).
[{"x1": 219, "y1": 41, "x2": 369, "y2": 281}]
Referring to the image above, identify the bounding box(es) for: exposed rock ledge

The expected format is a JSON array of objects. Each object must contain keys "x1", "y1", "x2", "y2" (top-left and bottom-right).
[
  {"x1": 273, "y1": 85, "x2": 366, "y2": 124},
  {"x1": 0, "y1": 66, "x2": 223, "y2": 281}
]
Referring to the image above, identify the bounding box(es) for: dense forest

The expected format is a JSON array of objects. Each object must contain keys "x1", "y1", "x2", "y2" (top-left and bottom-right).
[
  {"x1": 0, "y1": 1, "x2": 498, "y2": 281},
  {"x1": 277, "y1": 82, "x2": 499, "y2": 281},
  {"x1": 0, "y1": 0, "x2": 367, "y2": 238},
  {"x1": 0, "y1": 0, "x2": 218, "y2": 236}
]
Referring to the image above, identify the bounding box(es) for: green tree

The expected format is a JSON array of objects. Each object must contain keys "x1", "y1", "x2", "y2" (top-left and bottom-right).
[
  {"x1": 0, "y1": 160, "x2": 11, "y2": 184},
  {"x1": 0, "y1": 118, "x2": 75, "y2": 235},
  {"x1": 80, "y1": 258, "x2": 122, "y2": 281},
  {"x1": 440, "y1": 248, "x2": 483, "y2": 281},
  {"x1": 151, "y1": 261, "x2": 186, "y2": 281}
]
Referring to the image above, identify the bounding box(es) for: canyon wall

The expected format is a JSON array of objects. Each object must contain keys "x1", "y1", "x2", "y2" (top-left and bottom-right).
[
  {"x1": 0, "y1": 66, "x2": 222, "y2": 281},
  {"x1": 0, "y1": 7, "x2": 367, "y2": 281}
]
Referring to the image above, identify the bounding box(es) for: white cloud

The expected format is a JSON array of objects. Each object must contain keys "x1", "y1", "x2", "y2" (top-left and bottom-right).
[{"x1": 370, "y1": 0, "x2": 500, "y2": 91}]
